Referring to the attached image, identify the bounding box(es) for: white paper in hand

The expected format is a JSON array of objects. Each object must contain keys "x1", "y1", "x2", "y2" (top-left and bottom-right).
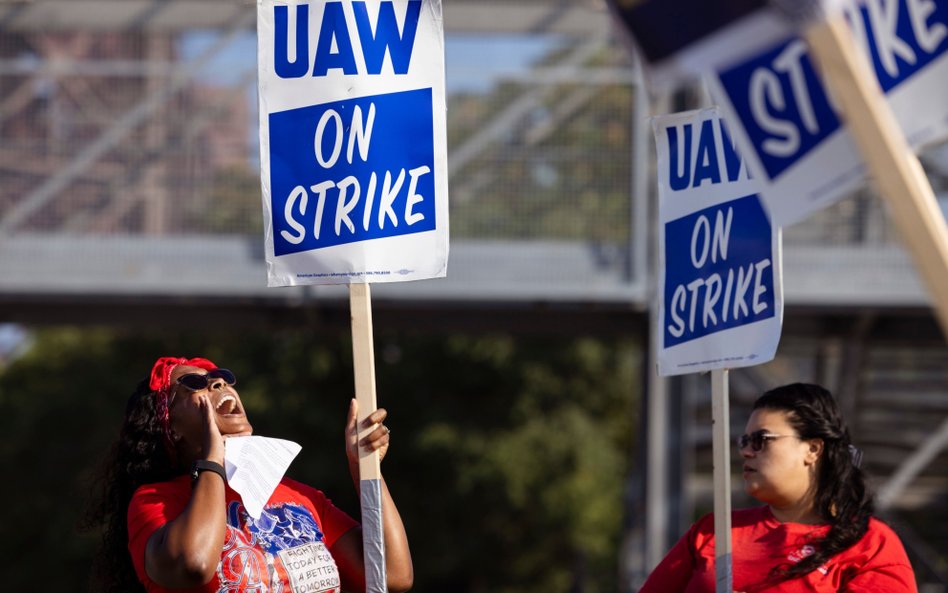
[{"x1": 223, "y1": 436, "x2": 302, "y2": 519}]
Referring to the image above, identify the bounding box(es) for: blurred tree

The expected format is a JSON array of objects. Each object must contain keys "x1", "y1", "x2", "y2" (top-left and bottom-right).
[{"x1": 0, "y1": 326, "x2": 639, "y2": 593}]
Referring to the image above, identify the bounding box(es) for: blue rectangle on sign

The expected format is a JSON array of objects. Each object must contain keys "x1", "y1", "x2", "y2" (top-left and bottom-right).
[
  {"x1": 716, "y1": 38, "x2": 839, "y2": 180},
  {"x1": 663, "y1": 194, "x2": 775, "y2": 348},
  {"x1": 269, "y1": 88, "x2": 436, "y2": 257}
]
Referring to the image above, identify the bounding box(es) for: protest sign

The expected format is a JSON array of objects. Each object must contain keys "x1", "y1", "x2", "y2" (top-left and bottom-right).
[
  {"x1": 706, "y1": 0, "x2": 948, "y2": 225},
  {"x1": 803, "y1": 13, "x2": 948, "y2": 338},
  {"x1": 258, "y1": 0, "x2": 449, "y2": 288},
  {"x1": 654, "y1": 108, "x2": 783, "y2": 377},
  {"x1": 609, "y1": 0, "x2": 948, "y2": 342},
  {"x1": 257, "y1": 3, "x2": 448, "y2": 591}
]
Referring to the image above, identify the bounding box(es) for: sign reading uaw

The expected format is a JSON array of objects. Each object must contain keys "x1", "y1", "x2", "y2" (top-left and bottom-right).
[
  {"x1": 257, "y1": 0, "x2": 449, "y2": 287},
  {"x1": 654, "y1": 108, "x2": 783, "y2": 376}
]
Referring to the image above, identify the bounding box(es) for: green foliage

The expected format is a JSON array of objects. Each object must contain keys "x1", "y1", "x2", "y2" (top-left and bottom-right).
[
  {"x1": 375, "y1": 333, "x2": 639, "y2": 593},
  {"x1": 0, "y1": 326, "x2": 639, "y2": 593}
]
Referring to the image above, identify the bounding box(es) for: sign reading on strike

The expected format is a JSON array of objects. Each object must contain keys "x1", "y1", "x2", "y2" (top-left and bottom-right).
[
  {"x1": 258, "y1": 0, "x2": 449, "y2": 287},
  {"x1": 706, "y1": 0, "x2": 948, "y2": 224},
  {"x1": 654, "y1": 108, "x2": 783, "y2": 376}
]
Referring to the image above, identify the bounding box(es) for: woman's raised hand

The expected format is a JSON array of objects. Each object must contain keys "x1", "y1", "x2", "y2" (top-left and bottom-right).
[{"x1": 345, "y1": 398, "x2": 391, "y2": 467}]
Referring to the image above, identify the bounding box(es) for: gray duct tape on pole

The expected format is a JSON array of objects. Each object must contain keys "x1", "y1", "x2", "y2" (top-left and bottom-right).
[
  {"x1": 350, "y1": 283, "x2": 388, "y2": 593},
  {"x1": 361, "y1": 479, "x2": 387, "y2": 593}
]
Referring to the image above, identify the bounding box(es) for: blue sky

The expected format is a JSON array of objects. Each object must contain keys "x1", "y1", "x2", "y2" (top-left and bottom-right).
[{"x1": 445, "y1": 34, "x2": 560, "y2": 92}]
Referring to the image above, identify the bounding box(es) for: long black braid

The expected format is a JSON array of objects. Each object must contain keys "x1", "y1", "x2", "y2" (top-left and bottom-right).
[
  {"x1": 81, "y1": 379, "x2": 178, "y2": 593},
  {"x1": 754, "y1": 383, "x2": 874, "y2": 582}
]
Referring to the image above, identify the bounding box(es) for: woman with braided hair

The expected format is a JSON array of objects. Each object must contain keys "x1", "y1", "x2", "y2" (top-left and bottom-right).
[
  {"x1": 639, "y1": 383, "x2": 917, "y2": 593},
  {"x1": 84, "y1": 356, "x2": 412, "y2": 593}
]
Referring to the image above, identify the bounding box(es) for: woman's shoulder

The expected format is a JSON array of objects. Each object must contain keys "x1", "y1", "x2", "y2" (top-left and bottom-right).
[
  {"x1": 276, "y1": 477, "x2": 334, "y2": 505},
  {"x1": 865, "y1": 516, "x2": 902, "y2": 538},
  {"x1": 836, "y1": 516, "x2": 918, "y2": 591},
  {"x1": 131, "y1": 474, "x2": 190, "y2": 500},
  {"x1": 859, "y1": 516, "x2": 911, "y2": 554},
  {"x1": 280, "y1": 476, "x2": 320, "y2": 493},
  {"x1": 830, "y1": 515, "x2": 914, "y2": 572},
  {"x1": 127, "y1": 475, "x2": 192, "y2": 529}
]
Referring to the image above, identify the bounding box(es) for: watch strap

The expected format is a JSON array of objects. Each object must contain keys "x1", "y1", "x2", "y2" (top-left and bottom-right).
[{"x1": 191, "y1": 459, "x2": 227, "y2": 485}]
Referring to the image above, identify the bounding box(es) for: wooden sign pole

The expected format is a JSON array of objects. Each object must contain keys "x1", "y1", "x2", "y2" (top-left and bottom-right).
[
  {"x1": 350, "y1": 282, "x2": 387, "y2": 593},
  {"x1": 806, "y1": 15, "x2": 948, "y2": 340},
  {"x1": 710, "y1": 368, "x2": 733, "y2": 593}
]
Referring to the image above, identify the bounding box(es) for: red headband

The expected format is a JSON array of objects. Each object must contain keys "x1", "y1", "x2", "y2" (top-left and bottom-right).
[
  {"x1": 150, "y1": 356, "x2": 218, "y2": 392},
  {"x1": 149, "y1": 356, "x2": 218, "y2": 454}
]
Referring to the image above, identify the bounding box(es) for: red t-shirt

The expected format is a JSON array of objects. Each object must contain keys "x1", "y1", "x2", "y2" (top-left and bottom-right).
[
  {"x1": 128, "y1": 475, "x2": 359, "y2": 593},
  {"x1": 639, "y1": 507, "x2": 917, "y2": 593}
]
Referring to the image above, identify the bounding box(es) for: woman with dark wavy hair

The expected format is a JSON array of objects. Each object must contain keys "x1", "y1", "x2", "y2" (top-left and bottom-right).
[
  {"x1": 639, "y1": 383, "x2": 917, "y2": 593},
  {"x1": 84, "y1": 356, "x2": 412, "y2": 593}
]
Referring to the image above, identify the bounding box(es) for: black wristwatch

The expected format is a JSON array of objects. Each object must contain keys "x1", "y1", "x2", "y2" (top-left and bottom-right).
[{"x1": 191, "y1": 460, "x2": 227, "y2": 486}]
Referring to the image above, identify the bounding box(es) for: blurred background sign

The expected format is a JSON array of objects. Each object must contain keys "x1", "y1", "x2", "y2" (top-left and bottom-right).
[
  {"x1": 654, "y1": 108, "x2": 782, "y2": 377},
  {"x1": 707, "y1": 0, "x2": 948, "y2": 225}
]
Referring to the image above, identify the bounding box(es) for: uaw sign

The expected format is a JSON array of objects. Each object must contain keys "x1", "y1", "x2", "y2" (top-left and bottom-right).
[
  {"x1": 258, "y1": 0, "x2": 449, "y2": 286},
  {"x1": 654, "y1": 108, "x2": 783, "y2": 376},
  {"x1": 706, "y1": 0, "x2": 948, "y2": 224}
]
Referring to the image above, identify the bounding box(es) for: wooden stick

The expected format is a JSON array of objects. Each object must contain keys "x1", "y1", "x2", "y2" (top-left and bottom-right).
[
  {"x1": 711, "y1": 368, "x2": 733, "y2": 593},
  {"x1": 349, "y1": 282, "x2": 386, "y2": 593},
  {"x1": 805, "y1": 15, "x2": 948, "y2": 340},
  {"x1": 350, "y1": 282, "x2": 382, "y2": 480}
]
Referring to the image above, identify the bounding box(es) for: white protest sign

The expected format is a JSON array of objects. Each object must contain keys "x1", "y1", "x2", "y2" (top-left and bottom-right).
[
  {"x1": 258, "y1": 0, "x2": 449, "y2": 287},
  {"x1": 705, "y1": 0, "x2": 948, "y2": 225},
  {"x1": 654, "y1": 108, "x2": 784, "y2": 377}
]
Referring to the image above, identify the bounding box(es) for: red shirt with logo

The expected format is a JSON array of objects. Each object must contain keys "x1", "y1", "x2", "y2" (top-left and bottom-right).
[
  {"x1": 128, "y1": 475, "x2": 358, "y2": 593},
  {"x1": 638, "y1": 506, "x2": 917, "y2": 593}
]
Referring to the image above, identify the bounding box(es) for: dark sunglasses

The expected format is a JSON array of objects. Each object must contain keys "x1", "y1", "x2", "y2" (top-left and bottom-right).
[
  {"x1": 175, "y1": 368, "x2": 237, "y2": 391},
  {"x1": 736, "y1": 429, "x2": 799, "y2": 452}
]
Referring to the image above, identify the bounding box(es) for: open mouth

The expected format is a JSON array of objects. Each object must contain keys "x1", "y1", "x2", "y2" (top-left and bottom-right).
[
  {"x1": 216, "y1": 395, "x2": 241, "y2": 416},
  {"x1": 742, "y1": 465, "x2": 756, "y2": 474}
]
